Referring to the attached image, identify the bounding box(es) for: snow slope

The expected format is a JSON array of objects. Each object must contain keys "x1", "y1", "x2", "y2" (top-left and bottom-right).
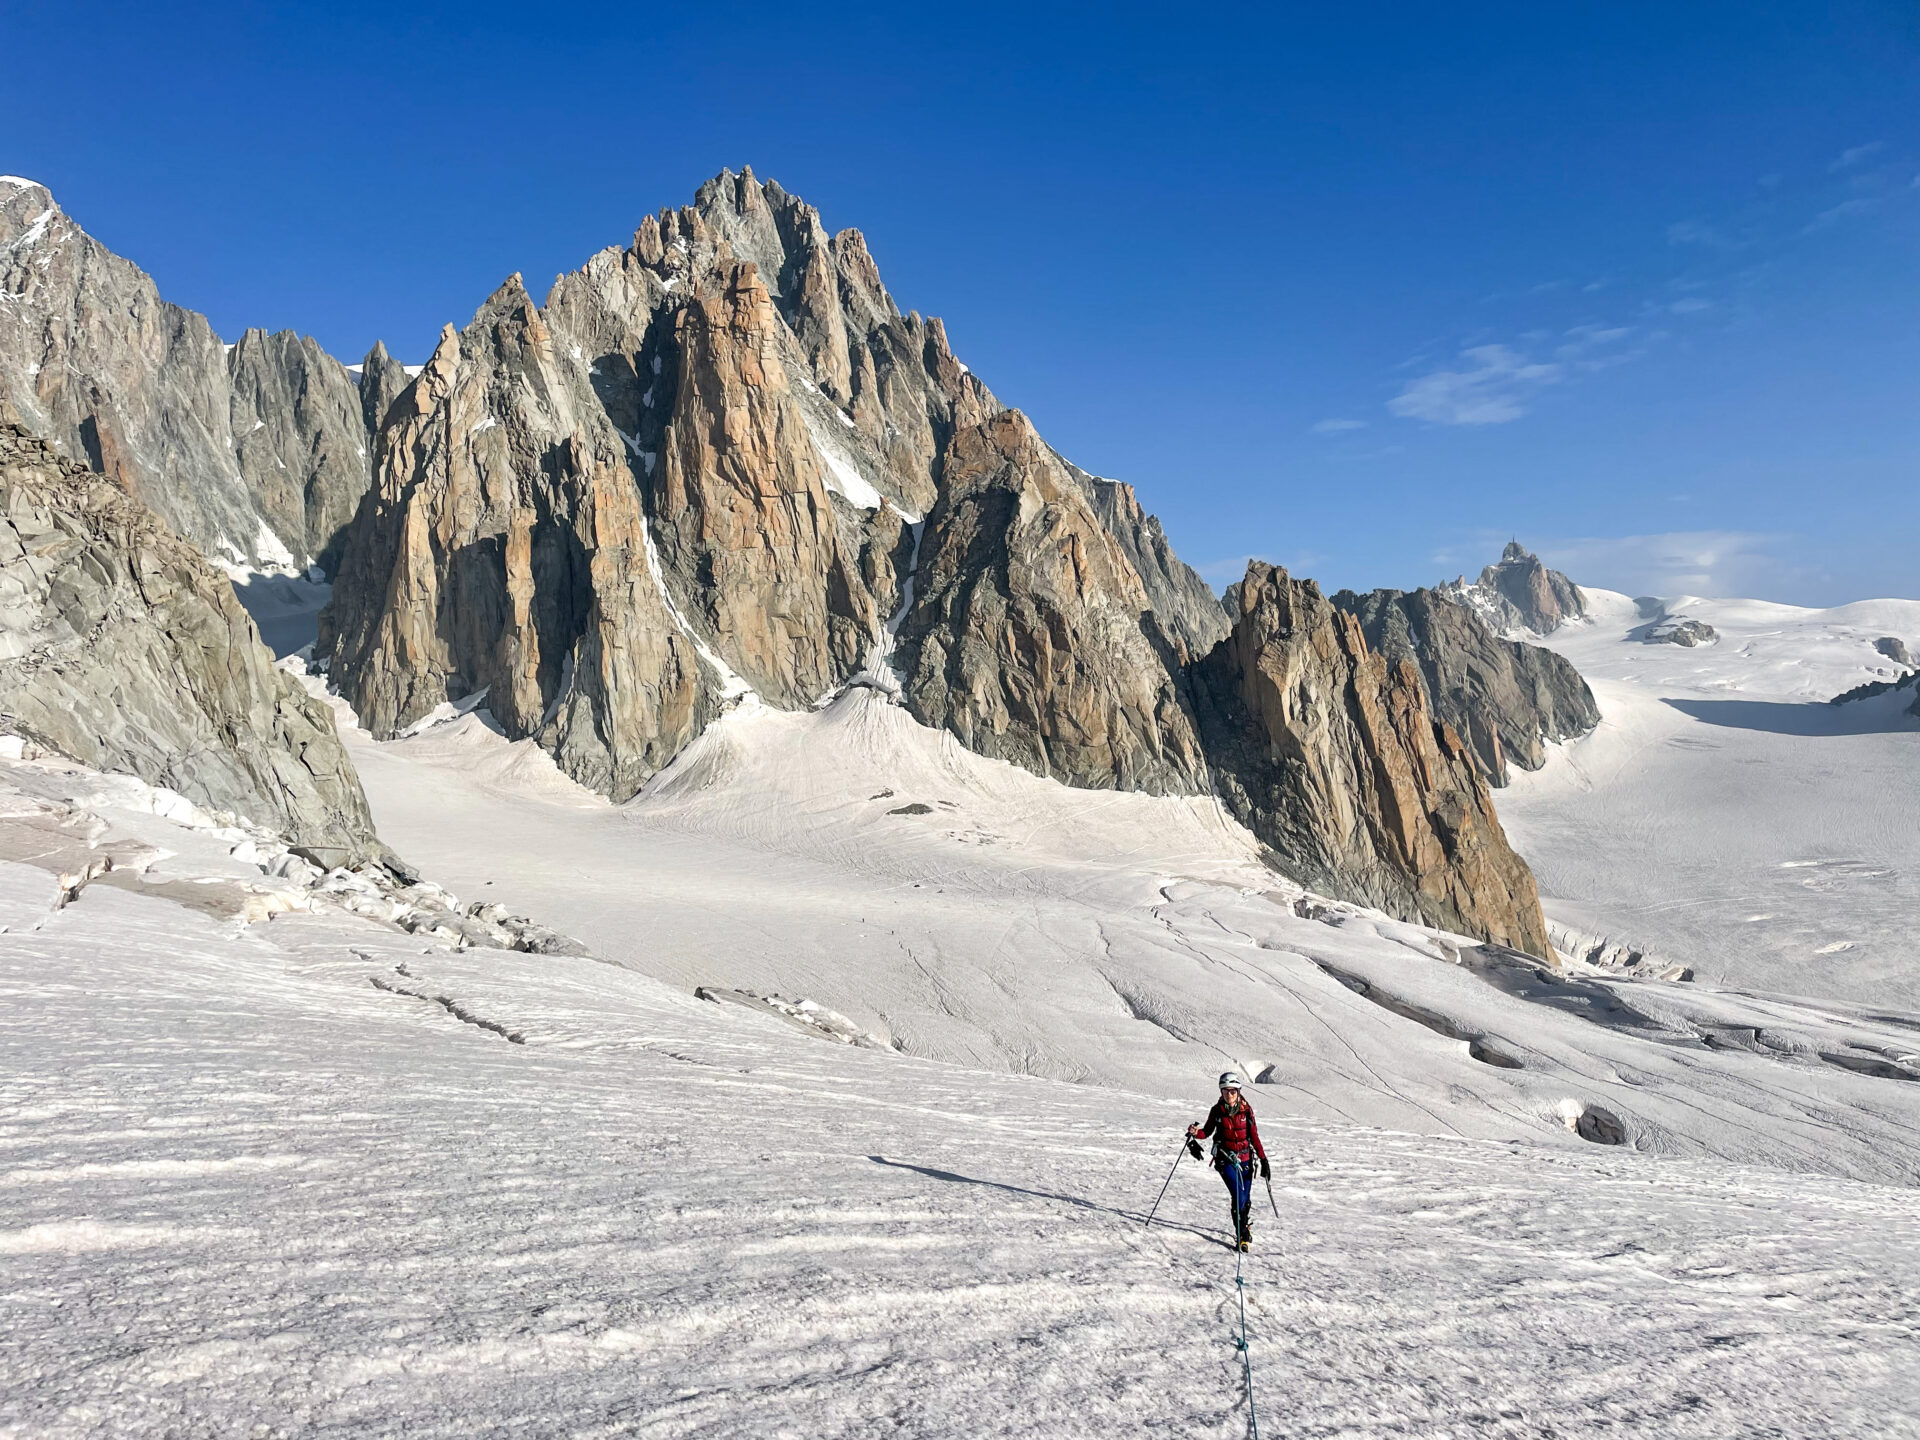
[
  {"x1": 1499, "y1": 589, "x2": 1920, "y2": 1010},
  {"x1": 4, "y1": 760, "x2": 1919, "y2": 1438},
  {"x1": 287, "y1": 671, "x2": 1920, "y2": 1186}
]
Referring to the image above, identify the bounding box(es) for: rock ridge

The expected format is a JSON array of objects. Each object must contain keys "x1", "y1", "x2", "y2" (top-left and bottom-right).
[
  {"x1": 313, "y1": 168, "x2": 1553, "y2": 952},
  {"x1": 0, "y1": 176, "x2": 396, "y2": 576},
  {"x1": 1443, "y1": 540, "x2": 1587, "y2": 636},
  {"x1": 0, "y1": 421, "x2": 377, "y2": 864},
  {"x1": 1194, "y1": 563, "x2": 1552, "y2": 955},
  {"x1": 1331, "y1": 585, "x2": 1598, "y2": 785}
]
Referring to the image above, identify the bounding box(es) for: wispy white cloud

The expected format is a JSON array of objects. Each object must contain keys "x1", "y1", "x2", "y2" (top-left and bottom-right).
[
  {"x1": 1311, "y1": 418, "x2": 1367, "y2": 434},
  {"x1": 1388, "y1": 344, "x2": 1563, "y2": 425},
  {"x1": 1386, "y1": 320, "x2": 1649, "y2": 428},
  {"x1": 1558, "y1": 324, "x2": 1637, "y2": 361},
  {"x1": 1830, "y1": 141, "x2": 1884, "y2": 172},
  {"x1": 1668, "y1": 296, "x2": 1711, "y2": 314},
  {"x1": 1533, "y1": 530, "x2": 1795, "y2": 599},
  {"x1": 1804, "y1": 197, "x2": 1882, "y2": 232}
]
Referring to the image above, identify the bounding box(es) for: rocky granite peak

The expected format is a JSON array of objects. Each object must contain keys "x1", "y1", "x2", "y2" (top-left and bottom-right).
[
  {"x1": 1331, "y1": 585, "x2": 1598, "y2": 785},
  {"x1": 651, "y1": 259, "x2": 881, "y2": 706},
  {"x1": 0, "y1": 421, "x2": 376, "y2": 864},
  {"x1": 1194, "y1": 563, "x2": 1552, "y2": 955},
  {"x1": 897, "y1": 409, "x2": 1210, "y2": 794},
  {"x1": 358, "y1": 340, "x2": 413, "y2": 438},
  {"x1": 318, "y1": 285, "x2": 711, "y2": 802},
  {"x1": 681, "y1": 167, "x2": 995, "y2": 517},
  {"x1": 0, "y1": 176, "x2": 392, "y2": 577},
  {"x1": 311, "y1": 168, "x2": 1552, "y2": 952},
  {"x1": 1443, "y1": 540, "x2": 1587, "y2": 636}
]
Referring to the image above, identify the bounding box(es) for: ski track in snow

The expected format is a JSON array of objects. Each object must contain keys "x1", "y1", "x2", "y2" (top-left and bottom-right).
[{"x1": 1500, "y1": 589, "x2": 1920, "y2": 1011}]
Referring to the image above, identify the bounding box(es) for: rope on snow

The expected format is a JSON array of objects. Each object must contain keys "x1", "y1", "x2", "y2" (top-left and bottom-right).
[{"x1": 1231, "y1": 1170, "x2": 1261, "y2": 1439}]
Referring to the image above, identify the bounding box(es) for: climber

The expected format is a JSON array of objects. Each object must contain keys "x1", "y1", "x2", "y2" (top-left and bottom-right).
[{"x1": 1187, "y1": 1071, "x2": 1269, "y2": 1250}]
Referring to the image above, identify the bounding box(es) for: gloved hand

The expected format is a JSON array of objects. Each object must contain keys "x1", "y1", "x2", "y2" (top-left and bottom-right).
[
  {"x1": 1259, "y1": 1157, "x2": 1271, "y2": 1179},
  {"x1": 1187, "y1": 1138, "x2": 1204, "y2": 1161}
]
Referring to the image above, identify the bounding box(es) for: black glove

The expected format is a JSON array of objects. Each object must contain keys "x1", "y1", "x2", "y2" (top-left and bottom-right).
[
  {"x1": 1259, "y1": 1157, "x2": 1271, "y2": 1179},
  {"x1": 1187, "y1": 1138, "x2": 1204, "y2": 1161}
]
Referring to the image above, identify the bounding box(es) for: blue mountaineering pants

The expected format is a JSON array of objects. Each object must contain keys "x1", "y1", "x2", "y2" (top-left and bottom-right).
[{"x1": 1216, "y1": 1150, "x2": 1253, "y2": 1233}]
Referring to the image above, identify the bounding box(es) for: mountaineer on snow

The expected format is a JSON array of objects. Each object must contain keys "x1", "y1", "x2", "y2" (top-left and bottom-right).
[{"x1": 1187, "y1": 1071, "x2": 1269, "y2": 1250}]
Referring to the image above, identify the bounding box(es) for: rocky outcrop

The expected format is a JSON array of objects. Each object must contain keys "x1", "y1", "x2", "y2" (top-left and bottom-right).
[
  {"x1": 323, "y1": 168, "x2": 1010, "y2": 785},
  {"x1": 0, "y1": 422, "x2": 376, "y2": 864},
  {"x1": 1829, "y1": 669, "x2": 1920, "y2": 714},
  {"x1": 1331, "y1": 586, "x2": 1598, "y2": 785},
  {"x1": 1444, "y1": 541, "x2": 1586, "y2": 636},
  {"x1": 687, "y1": 168, "x2": 997, "y2": 519},
  {"x1": 318, "y1": 279, "x2": 710, "y2": 801},
  {"x1": 356, "y1": 342, "x2": 413, "y2": 443},
  {"x1": 896, "y1": 411, "x2": 1209, "y2": 793},
  {"x1": 1644, "y1": 617, "x2": 1717, "y2": 647},
  {"x1": 0, "y1": 176, "x2": 382, "y2": 575},
  {"x1": 1834, "y1": 632, "x2": 1920, "y2": 715},
  {"x1": 1194, "y1": 563, "x2": 1551, "y2": 956}
]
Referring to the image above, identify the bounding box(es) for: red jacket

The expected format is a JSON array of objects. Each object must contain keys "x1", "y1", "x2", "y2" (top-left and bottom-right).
[{"x1": 1197, "y1": 1098, "x2": 1266, "y2": 1161}]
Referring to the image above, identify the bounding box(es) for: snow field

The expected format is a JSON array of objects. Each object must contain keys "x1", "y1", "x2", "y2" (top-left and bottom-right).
[
  {"x1": 4, "y1": 815, "x2": 1920, "y2": 1438},
  {"x1": 1501, "y1": 589, "x2": 1920, "y2": 1009},
  {"x1": 7, "y1": 591, "x2": 1920, "y2": 1435},
  {"x1": 318, "y1": 684, "x2": 1920, "y2": 1186}
]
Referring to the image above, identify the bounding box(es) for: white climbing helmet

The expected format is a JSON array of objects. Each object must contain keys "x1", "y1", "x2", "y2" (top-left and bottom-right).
[{"x1": 1218, "y1": 1071, "x2": 1244, "y2": 1090}]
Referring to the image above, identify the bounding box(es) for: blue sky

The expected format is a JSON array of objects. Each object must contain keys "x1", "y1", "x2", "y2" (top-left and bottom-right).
[{"x1": 6, "y1": 1, "x2": 1916, "y2": 603}]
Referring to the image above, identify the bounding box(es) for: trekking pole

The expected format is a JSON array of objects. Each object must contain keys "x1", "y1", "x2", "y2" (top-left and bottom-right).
[
  {"x1": 1264, "y1": 1169, "x2": 1279, "y2": 1220},
  {"x1": 1144, "y1": 1133, "x2": 1189, "y2": 1229}
]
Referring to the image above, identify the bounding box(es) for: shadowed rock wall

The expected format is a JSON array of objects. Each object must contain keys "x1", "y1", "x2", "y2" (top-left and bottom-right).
[{"x1": 0, "y1": 423, "x2": 376, "y2": 864}]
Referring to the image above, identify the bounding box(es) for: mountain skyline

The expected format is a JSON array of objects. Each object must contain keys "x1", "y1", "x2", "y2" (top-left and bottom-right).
[{"x1": 6, "y1": 2, "x2": 1915, "y2": 607}]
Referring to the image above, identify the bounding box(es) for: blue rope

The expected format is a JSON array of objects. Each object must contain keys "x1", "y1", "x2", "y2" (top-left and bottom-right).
[
  {"x1": 1234, "y1": 1243, "x2": 1259, "y2": 1437},
  {"x1": 1223, "y1": 1155, "x2": 1261, "y2": 1439}
]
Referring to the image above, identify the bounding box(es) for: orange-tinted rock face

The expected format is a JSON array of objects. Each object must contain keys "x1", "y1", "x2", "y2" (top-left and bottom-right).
[
  {"x1": 651, "y1": 261, "x2": 876, "y2": 707},
  {"x1": 318, "y1": 170, "x2": 1550, "y2": 950},
  {"x1": 319, "y1": 283, "x2": 709, "y2": 802},
  {"x1": 1194, "y1": 562, "x2": 1553, "y2": 957},
  {"x1": 1332, "y1": 585, "x2": 1599, "y2": 786}
]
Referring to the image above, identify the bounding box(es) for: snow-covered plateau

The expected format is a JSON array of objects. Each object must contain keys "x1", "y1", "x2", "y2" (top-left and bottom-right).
[
  {"x1": 5, "y1": 648, "x2": 1919, "y2": 1435},
  {"x1": 1500, "y1": 589, "x2": 1920, "y2": 1011}
]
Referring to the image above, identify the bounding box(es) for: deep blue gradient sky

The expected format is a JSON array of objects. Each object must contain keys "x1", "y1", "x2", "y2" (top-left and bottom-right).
[{"x1": 7, "y1": 1, "x2": 1917, "y2": 603}]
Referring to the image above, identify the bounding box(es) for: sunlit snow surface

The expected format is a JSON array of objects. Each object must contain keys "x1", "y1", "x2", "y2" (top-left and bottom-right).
[
  {"x1": 1500, "y1": 589, "x2": 1920, "y2": 1010},
  {"x1": 6, "y1": 641, "x2": 1920, "y2": 1435},
  {"x1": 305, "y1": 682, "x2": 1920, "y2": 1184}
]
